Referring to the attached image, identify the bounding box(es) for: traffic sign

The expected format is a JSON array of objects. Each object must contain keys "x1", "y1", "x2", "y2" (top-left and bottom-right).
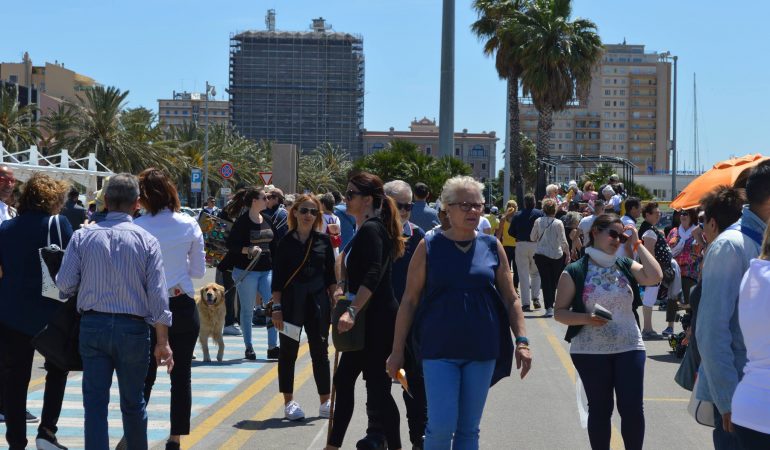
[
  {"x1": 191, "y1": 168, "x2": 202, "y2": 193},
  {"x1": 259, "y1": 171, "x2": 273, "y2": 185},
  {"x1": 219, "y1": 162, "x2": 235, "y2": 179},
  {"x1": 220, "y1": 187, "x2": 232, "y2": 196}
]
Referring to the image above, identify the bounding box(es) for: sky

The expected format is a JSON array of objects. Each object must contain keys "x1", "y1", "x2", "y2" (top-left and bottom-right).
[{"x1": 2, "y1": 0, "x2": 767, "y2": 174}]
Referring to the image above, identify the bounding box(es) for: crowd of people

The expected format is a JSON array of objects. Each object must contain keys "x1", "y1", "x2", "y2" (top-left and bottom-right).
[{"x1": 0, "y1": 159, "x2": 769, "y2": 449}]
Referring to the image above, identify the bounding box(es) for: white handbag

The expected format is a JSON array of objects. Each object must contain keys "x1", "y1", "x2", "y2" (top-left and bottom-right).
[
  {"x1": 687, "y1": 377, "x2": 716, "y2": 428},
  {"x1": 39, "y1": 215, "x2": 66, "y2": 302}
]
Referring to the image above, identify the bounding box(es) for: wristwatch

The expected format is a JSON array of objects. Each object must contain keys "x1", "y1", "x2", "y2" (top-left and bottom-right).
[
  {"x1": 346, "y1": 305, "x2": 357, "y2": 321},
  {"x1": 515, "y1": 336, "x2": 529, "y2": 346},
  {"x1": 271, "y1": 304, "x2": 282, "y2": 312}
]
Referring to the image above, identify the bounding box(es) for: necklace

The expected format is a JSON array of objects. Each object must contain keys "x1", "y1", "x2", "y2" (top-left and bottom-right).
[{"x1": 454, "y1": 239, "x2": 473, "y2": 253}]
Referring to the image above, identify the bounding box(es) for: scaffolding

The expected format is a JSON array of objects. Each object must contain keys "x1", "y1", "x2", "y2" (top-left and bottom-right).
[{"x1": 229, "y1": 16, "x2": 365, "y2": 158}]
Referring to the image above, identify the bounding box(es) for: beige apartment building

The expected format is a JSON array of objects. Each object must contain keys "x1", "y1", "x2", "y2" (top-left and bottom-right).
[
  {"x1": 520, "y1": 43, "x2": 672, "y2": 181},
  {"x1": 361, "y1": 117, "x2": 498, "y2": 180},
  {"x1": 0, "y1": 52, "x2": 98, "y2": 105},
  {"x1": 158, "y1": 91, "x2": 229, "y2": 130}
]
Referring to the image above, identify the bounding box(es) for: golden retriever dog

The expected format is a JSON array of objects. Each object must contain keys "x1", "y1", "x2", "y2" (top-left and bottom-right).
[{"x1": 196, "y1": 283, "x2": 226, "y2": 362}]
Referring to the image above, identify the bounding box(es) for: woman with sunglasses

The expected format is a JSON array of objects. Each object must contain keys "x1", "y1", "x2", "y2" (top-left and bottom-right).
[
  {"x1": 554, "y1": 214, "x2": 662, "y2": 450},
  {"x1": 226, "y1": 187, "x2": 279, "y2": 360},
  {"x1": 271, "y1": 195, "x2": 337, "y2": 421},
  {"x1": 326, "y1": 172, "x2": 406, "y2": 450},
  {"x1": 387, "y1": 176, "x2": 531, "y2": 450}
]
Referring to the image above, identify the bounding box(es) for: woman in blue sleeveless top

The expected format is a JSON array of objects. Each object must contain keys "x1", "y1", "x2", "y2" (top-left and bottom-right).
[{"x1": 387, "y1": 176, "x2": 533, "y2": 450}]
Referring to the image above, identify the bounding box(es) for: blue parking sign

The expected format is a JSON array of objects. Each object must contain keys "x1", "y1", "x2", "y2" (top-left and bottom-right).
[{"x1": 191, "y1": 169, "x2": 202, "y2": 193}]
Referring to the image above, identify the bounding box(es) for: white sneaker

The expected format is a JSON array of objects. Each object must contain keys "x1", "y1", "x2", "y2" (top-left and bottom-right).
[
  {"x1": 544, "y1": 307, "x2": 554, "y2": 318},
  {"x1": 284, "y1": 400, "x2": 305, "y2": 421},
  {"x1": 319, "y1": 400, "x2": 332, "y2": 418},
  {"x1": 223, "y1": 324, "x2": 242, "y2": 336}
]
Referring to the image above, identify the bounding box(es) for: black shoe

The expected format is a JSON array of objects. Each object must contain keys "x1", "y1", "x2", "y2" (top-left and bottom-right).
[
  {"x1": 165, "y1": 441, "x2": 181, "y2": 450},
  {"x1": 245, "y1": 348, "x2": 256, "y2": 360},
  {"x1": 37, "y1": 428, "x2": 68, "y2": 450},
  {"x1": 356, "y1": 434, "x2": 386, "y2": 450},
  {"x1": 115, "y1": 436, "x2": 127, "y2": 450},
  {"x1": 521, "y1": 305, "x2": 531, "y2": 312},
  {"x1": 267, "y1": 347, "x2": 280, "y2": 359},
  {"x1": 532, "y1": 299, "x2": 542, "y2": 310}
]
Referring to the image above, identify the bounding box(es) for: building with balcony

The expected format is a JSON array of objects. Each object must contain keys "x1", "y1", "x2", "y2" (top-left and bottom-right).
[
  {"x1": 519, "y1": 42, "x2": 672, "y2": 181},
  {"x1": 0, "y1": 52, "x2": 98, "y2": 105},
  {"x1": 362, "y1": 117, "x2": 498, "y2": 180},
  {"x1": 157, "y1": 91, "x2": 229, "y2": 131},
  {"x1": 229, "y1": 12, "x2": 365, "y2": 157}
]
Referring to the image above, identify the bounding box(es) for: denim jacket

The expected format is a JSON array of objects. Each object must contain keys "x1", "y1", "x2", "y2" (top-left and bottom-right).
[{"x1": 695, "y1": 206, "x2": 766, "y2": 413}]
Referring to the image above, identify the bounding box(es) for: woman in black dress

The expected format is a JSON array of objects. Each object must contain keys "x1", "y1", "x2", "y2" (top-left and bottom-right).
[
  {"x1": 271, "y1": 194, "x2": 337, "y2": 421},
  {"x1": 326, "y1": 172, "x2": 406, "y2": 450}
]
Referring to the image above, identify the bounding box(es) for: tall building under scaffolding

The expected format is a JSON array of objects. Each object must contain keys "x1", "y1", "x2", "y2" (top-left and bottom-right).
[{"x1": 229, "y1": 12, "x2": 365, "y2": 157}]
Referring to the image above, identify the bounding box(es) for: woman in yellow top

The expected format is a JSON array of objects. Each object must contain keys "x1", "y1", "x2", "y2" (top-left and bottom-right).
[{"x1": 496, "y1": 200, "x2": 520, "y2": 290}]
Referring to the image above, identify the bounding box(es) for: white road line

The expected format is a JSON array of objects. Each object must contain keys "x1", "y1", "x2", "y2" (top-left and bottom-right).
[{"x1": 307, "y1": 423, "x2": 328, "y2": 450}]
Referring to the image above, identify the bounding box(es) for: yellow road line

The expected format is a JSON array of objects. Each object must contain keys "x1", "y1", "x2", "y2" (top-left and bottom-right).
[
  {"x1": 183, "y1": 343, "x2": 310, "y2": 448},
  {"x1": 29, "y1": 375, "x2": 46, "y2": 389},
  {"x1": 535, "y1": 319, "x2": 624, "y2": 450},
  {"x1": 224, "y1": 359, "x2": 317, "y2": 449}
]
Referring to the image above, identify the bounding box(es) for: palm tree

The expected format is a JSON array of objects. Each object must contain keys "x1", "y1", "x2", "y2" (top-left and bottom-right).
[
  {"x1": 472, "y1": 0, "x2": 530, "y2": 203},
  {"x1": 40, "y1": 103, "x2": 78, "y2": 155},
  {"x1": 512, "y1": 0, "x2": 603, "y2": 195},
  {"x1": 298, "y1": 143, "x2": 352, "y2": 193},
  {"x1": 0, "y1": 84, "x2": 40, "y2": 151}
]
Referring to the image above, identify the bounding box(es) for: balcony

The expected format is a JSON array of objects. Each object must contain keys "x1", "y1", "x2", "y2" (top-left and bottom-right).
[
  {"x1": 575, "y1": 120, "x2": 600, "y2": 129},
  {"x1": 631, "y1": 101, "x2": 657, "y2": 109},
  {"x1": 630, "y1": 124, "x2": 656, "y2": 130},
  {"x1": 576, "y1": 143, "x2": 600, "y2": 152},
  {"x1": 575, "y1": 132, "x2": 600, "y2": 141},
  {"x1": 631, "y1": 90, "x2": 657, "y2": 97}
]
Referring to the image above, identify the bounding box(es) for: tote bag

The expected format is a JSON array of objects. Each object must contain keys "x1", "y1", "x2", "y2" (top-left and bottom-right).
[{"x1": 39, "y1": 215, "x2": 66, "y2": 301}]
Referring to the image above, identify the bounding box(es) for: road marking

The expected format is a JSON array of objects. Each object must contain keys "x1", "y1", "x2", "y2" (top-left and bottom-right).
[
  {"x1": 644, "y1": 397, "x2": 689, "y2": 402},
  {"x1": 307, "y1": 422, "x2": 328, "y2": 450},
  {"x1": 183, "y1": 343, "x2": 310, "y2": 448},
  {"x1": 29, "y1": 375, "x2": 46, "y2": 389},
  {"x1": 223, "y1": 359, "x2": 317, "y2": 449},
  {"x1": 535, "y1": 318, "x2": 624, "y2": 450}
]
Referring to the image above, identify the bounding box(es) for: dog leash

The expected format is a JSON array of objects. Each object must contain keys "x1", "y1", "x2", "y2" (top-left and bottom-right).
[{"x1": 224, "y1": 255, "x2": 260, "y2": 296}]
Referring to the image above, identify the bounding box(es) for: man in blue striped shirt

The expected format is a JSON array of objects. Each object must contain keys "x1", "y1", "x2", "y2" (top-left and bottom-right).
[{"x1": 57, "y1": 173, "x2": 173, "y2": 450}]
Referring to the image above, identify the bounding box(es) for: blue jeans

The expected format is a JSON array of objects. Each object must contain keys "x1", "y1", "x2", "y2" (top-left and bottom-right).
[
  {"x1": 422, "y1": 359, "x2": 496, "y2": 450},
  {"x1": 79, "y1": 313, "x2": 151, "y2": 450},
  {"x1": 232, "y1": 268, "x2": 277, "y2": 349},
  {"x1": 571, "y1": 350, "x2": 646, "y2": 450}
]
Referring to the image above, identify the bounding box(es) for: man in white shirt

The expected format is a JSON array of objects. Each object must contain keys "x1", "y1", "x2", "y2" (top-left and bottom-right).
[
  {"x1": 477, "y1": 215, "x2": 492, "y2": 234},
  {"x1": 578, "y1": 200, "x2": 605, "y2": 244},
  {"x1": 0, "y1": 165, "x2": 17, "y2": 225}
]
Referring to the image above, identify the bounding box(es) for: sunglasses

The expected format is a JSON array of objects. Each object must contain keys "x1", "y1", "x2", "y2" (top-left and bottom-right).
[
  {"x1": 345, "y1": 190, "x2": 365, "y2": 201},
  {"x1": 448, "y1": 202, "x2": 484, "y2": 212},
  {"x1": 298, "y1": 207, "x2": 319, "y2": 216},
  {"x1": 604, "y1": 228, "x2": 628, "y2": 243},
  {"x1": 396, "y1": 202, "x2": 413, "y2": 212}
]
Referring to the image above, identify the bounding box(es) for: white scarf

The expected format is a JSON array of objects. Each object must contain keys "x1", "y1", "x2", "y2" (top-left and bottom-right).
[
  {"x1": 585, "y1": 246, "x2": 619, "y2": 268},
  {"x1": 678, "y1": 224, "x2": 696, "y2": 242}
]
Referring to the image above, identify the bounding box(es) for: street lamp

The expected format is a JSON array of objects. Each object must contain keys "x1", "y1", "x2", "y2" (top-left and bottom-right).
[
  {"x1": 659, "y1": 51, "x2": 677, "y2": 199},
  {"x1": 202, "y1": 82, "x2": 216, "y2": 201}
]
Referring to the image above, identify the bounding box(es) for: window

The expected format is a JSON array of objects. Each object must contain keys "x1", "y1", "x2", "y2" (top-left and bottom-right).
[
  {"x1": 620, "y1": 101, "x2": 626, "y2": 106},
  {"x1": 604, "y1": 112, "x2": 611, "y2": 118},
  {"x1": 470, "y1": 145, "x2": 486, "y2": 157},
  {"x1": 470, "y1": 163, "x2": 474, "y2": 169},
  {"x1": 183, "y1": 111, "x2": 188, "y2": 115},
  {"x1": 558, "y1": 143, "x2": 563, "y2": 149},
  {"x1": 549, "y1": 143, "x2": 556, "y2": 149},
  {"x1": 619, "y1": 123, "x2": 625, "y2": 129},
  {"x1": 604, "y1": 100, "x2": 611, "y2": 107},
  {"x1": 613, "y1": 90, "x2": 617, "y2": 95},
  {"x1": 614, "y1": 79, "x2": 617, "y2": 84},
  {"x1": 425, "y1": 146, "x2": 432, "y2": 155},
  {"x1": 613, "y1": 112, "x2": 617, "y2": 117},
  {"x1": 174, "y1": 111, "x2": 178, "y2": 115},
  {"x1": 564, "y1": 132, "x2": 572, "y2": 139},
  {"x1": 620, "y1": 89, "x2": 625, "y2": 95},
  {"x1": 613, "y1": 101, "x2": 617, "y2": 107},
  {"x1": 613, "y1": 123, "x2": 617, "y2": 128},
  {"x1": 455, "y1": 147, "x2": 460, "y2": 156},
  {"x1": 482, "y1": 163, "x2": 486, "y2": 170},
  {"x1": 9, "y1": 75, "x2": 18, "y2": 83},
  {"x1": 604, "y1": 89, "x2": 611, "y2": 95}
]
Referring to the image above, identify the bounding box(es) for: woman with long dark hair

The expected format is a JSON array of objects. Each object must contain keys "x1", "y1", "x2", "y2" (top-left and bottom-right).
[
  {"x1": 326, "y1": 172, "x2": 405, "y2": 450},
  {"x1": 134, "y1": 168, "x2": 206, "y2": 450},
  {"x1": 226, "y1": 187, "x2": 279, "y2": 360},
  {"x1": 271, "y1": 194, "x2": 336, "y2": 421}
]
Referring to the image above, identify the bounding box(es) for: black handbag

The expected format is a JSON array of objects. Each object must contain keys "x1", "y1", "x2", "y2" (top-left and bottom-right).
[
  {"x1": 331, "y1": 297, "x2": 368, "y2": 352},
  {"x1": 32, "y1": 296, "x2": 82, "y2": 371}
]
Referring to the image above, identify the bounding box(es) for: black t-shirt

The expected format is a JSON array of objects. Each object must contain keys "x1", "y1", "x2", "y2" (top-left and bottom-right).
[{"x1": 226, "y1": 213, "x2": 275, "y2": 271}]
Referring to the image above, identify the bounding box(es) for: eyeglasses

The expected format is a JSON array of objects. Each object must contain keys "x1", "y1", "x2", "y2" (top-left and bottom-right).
[
  {"x1": 298, "y1": 207, "x2": 319, "y2": 216},
  {"x1": 603, "y1": 228, "x2": 628, "y2": 243},
  {"x1": 396, "y1": 202, "x2": 413, "y2": 212},
  {"x1": 345, "y1": 190, "x2": 365, "y2": 201},
  {"x1": 448, "y1": 202, "x2": 484, "y2": 212},
  {"x1": 0, "y1": 176, "x2": 16, "y2": 185}
]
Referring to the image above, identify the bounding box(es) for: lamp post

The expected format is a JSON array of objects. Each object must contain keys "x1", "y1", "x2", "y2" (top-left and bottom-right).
[
  {"x1": 202, "y1": 82, "x2": 216, "y2": 201},
  {"x1": 659, "y1": 52, "x2": 677, "y2": 199}
]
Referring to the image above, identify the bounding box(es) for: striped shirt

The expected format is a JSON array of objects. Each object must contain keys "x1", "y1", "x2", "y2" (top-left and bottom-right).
[{"x1": 57, "y1": 211, "x2": 172, "y2": 326}]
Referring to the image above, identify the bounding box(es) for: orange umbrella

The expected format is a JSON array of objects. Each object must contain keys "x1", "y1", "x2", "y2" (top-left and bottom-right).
[{"x1": 670, "y1": 154, "x2": 769, "y2": 210}]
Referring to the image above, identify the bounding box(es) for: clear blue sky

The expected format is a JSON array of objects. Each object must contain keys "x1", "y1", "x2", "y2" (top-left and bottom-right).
[{"x1": 2, "y1": 0, "x2": 765, "y2": 173}]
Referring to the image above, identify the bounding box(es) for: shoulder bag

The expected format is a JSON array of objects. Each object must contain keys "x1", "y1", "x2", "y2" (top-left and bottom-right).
[
  {"x1": 266, "y1": 234, "x2": 315, "y2": 317},
  {"x1": 32, "y1": 296, "x2": 82, "y2": 371},
  {"x1": 39, "y1": 215, "x2": 66, "y2": 301}
]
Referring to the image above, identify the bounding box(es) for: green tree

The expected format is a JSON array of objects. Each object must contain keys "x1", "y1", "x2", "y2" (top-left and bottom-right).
[
  {"x1": 0, "y1": 84, "x2": 40, "y2": 151},
  {"x1": 40, "y1": 103, "x2": 78, "y2": 155},
  {"x1": 298, "y1": 142, "x2": 353, "y2": 193},
  {"x1": 512, "y1": 0, "x2": 603, "y2": 194},
  {"x1": 353, "y1": 140, "x2": 471, "y2": 198},
  {"x1": 472, "y1": 0, "x2": 530, "y2": 204}
]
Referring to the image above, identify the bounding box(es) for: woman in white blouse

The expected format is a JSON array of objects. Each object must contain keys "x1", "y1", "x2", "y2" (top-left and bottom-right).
[
  {"x1": 135, "y1": 168, "x2": 206, "y2": 450},
  {"x1": 731, "y1": 226, "x2": 770, "y2": 448},
  {"x1": 531, "y1": 198, "x2": 569, "y2": 317}
]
